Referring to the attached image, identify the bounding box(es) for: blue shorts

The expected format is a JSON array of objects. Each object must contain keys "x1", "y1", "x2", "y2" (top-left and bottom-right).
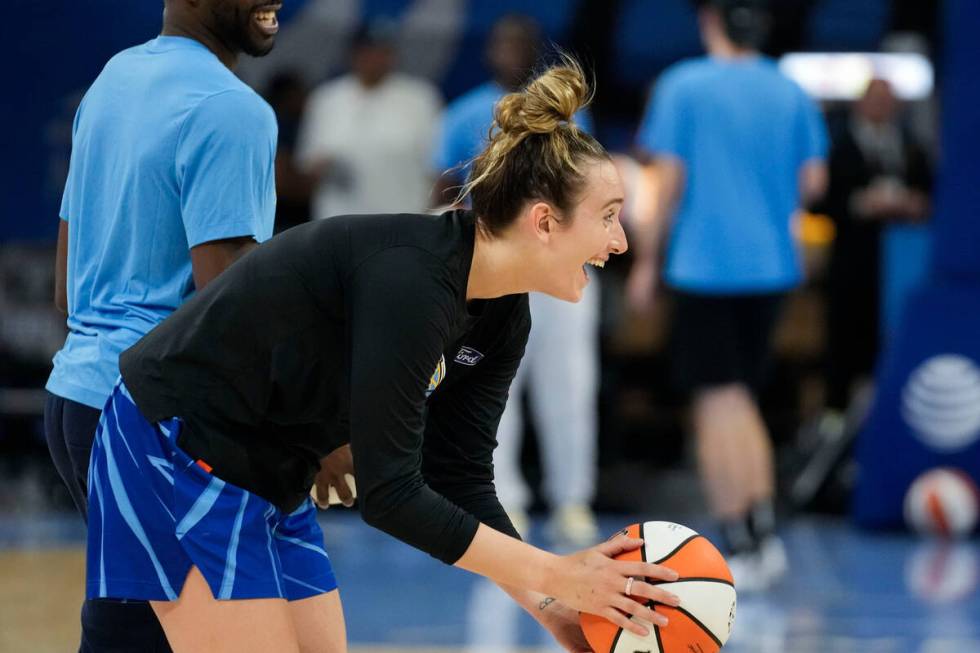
[{"x1": 87, "y1": 381, "x2": 337, "y2": 602}]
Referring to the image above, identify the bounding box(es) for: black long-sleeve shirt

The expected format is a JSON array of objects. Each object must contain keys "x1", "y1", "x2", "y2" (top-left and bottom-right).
[{"x1": 120, "y1": 210, "x2": 530, "y2": 564}]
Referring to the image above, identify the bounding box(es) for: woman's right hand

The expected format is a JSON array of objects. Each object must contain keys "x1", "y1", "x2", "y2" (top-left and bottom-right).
[{"x1": 543, "y1": 532, "x2": 682, "y2": 638}]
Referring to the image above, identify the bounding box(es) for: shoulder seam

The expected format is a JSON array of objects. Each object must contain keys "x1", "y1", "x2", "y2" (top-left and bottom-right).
[{"x1": 173, "y1": 87, "x2": 270, "y2": 179}]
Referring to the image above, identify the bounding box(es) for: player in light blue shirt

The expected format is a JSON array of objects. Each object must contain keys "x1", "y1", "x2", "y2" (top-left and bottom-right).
[
  {"x1": 44, "y1": 1, "x2": 285, "y2": 650},
  {"x1": 626, "y1": 0, "x2": 828, "y2": 591},
  {"x1": 632, "y1": 39, "x2": 826, "y2": 293},
  {"x1": 48, "y1": 39, "x2": 276, "y2": 409}
]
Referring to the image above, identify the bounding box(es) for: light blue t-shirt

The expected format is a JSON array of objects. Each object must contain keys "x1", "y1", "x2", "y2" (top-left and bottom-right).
[
  {"x1": 47, "y1": 36, "x2": 277, "y2": 409},
  {"x1": 637, "y1": 56, "x2": 827, "y2": 294},
  {"x1": 433, "y1": 81, "x2": 595, "y2": 175}
]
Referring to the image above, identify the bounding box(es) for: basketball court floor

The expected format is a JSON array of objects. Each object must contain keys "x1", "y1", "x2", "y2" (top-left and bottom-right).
[{"x1": 1, "y1": 509, "x2": 977, "y2": 653}]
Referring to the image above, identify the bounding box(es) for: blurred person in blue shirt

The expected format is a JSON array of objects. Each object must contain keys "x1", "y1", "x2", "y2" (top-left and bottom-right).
[
  {"x1": 45, "y1": 1, "x2": 283, "y2": 649},
  {"x1": 626, "y1": 0, "x2": 828, "y2": 590},
  {"x1": 432, "y1": 15, "x2": 601, "y2": 546},
  {"x1": 432, "y1": 15, "x2": 593, "y2": 205}
]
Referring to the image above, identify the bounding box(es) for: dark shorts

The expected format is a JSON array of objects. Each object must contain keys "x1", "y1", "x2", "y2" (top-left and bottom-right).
[
  {"x1": 44, "y1": 392, "x2": 101, "y2": 521},
  {"x1": 669, "y1": 290, "x2": 786, "y2": 395},
  {"x1": 45, "y1": 390, "x2": 174, "y2": 651}
]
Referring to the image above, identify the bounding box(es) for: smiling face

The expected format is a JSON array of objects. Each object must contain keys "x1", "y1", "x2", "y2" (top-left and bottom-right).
[
  {"x1": 534, "y1": 158, "x2": 628, "y2": 302},
  {"x1": 208, "y1": 0, "x2": 282, "y2": 57}
]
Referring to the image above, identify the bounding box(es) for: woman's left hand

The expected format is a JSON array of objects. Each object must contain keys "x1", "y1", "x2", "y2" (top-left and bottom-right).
[
  {"x1": 537, "y1": 597, "x2": 594, "y2": 653},
  {"x1": 312, "y1": 444, "x2": 356, "y2": 508}
]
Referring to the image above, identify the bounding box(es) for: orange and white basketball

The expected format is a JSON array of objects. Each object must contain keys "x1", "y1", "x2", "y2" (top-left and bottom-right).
[
  {"x1": 580, "y1": 521, "x2": 737, "y2": 653},
  {"x1": 904, "y1": 468, "x2": 980, "y2": 537}
]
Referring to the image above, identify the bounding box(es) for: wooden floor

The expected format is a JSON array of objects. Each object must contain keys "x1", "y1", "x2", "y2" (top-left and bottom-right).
[
  {"x1": 0, "y1": 549, "x2": 86, "y2": 653},
  {"x1": 3, "y1": 514, "x2": 979, "y2": 653},
  {"x1": 0, "y1": 548, "x2": 549, "y2": 653}
]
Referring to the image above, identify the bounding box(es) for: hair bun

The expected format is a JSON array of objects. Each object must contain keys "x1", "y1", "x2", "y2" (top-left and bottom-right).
[
  {"x1": 455, "y1": 53, "x2": 607, "y2": 236},
  {"x1": 493, "y1": 57, "x2": 592, "y2": 137}
]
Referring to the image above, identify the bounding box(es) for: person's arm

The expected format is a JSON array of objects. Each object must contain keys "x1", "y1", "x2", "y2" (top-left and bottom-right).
[
  {"x1": 55, "y1": 100, "x2": 85, "y2": 316},
  {"x1": 177, "y1": 90, "x2": 277, "y2": 283},
  {"x1": 456, "y1": 524, "x2": 679, "y2": 638},
  {"x1": 800, "y1": 159, "x2": 829, "y2": 209},
  {"x1": 347, "y1": 250, "x2": 680, "y2": 639},
  {"x1": 312, "y1": 443, "x2": 355, "y2": 508},
  {"x1": 796, "y1": 88, "x2": 830, "y2": 209},
  {"x1": 347, "y1": 247, "x2": 482, "y2": 561},
  {"x1": 424, "y1": 312, "x2": 671, "y2": 646},
  {"x1": 633, "y1": 156, "x2": 684, "y2": 263},
  {"x1": 421, "y1": 299, "x2": 530, "y2": 538},
  {"x1": 274, "y1": 145, "x2": 319, "y2": 204},
  {"x1": 499, "y1": 583, "x2": 595, "y2": 652},
  {"x1": 626, "y1": 71, "x2": 688, "y2": 313},
  {"x1": 190, "y1": 237, "x2": 258, "y2": 290},
  {"x1": 811, "y1": 122, "x2": 863, "y2": 225},
  {"x1": 54, "y1": 219, "x2": 68, "y2": 314},
  {"x1": 625, "y1": 156, "x2": 684, "y2": 313}
]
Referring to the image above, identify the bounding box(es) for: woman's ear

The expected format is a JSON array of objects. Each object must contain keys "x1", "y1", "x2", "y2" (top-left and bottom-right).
[{"x1": 528, "y1": 201, "x2": 556, "y2": 243}]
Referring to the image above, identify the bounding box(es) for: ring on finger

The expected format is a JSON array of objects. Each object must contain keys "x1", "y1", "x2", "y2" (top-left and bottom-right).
[{"x1": 624, "y1": 576, "x2": 635, "y2": 596}]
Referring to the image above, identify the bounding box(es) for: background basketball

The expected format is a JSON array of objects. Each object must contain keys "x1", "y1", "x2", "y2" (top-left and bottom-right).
[
  {"x1": 903, "y1": 468, "x2": 980, "y2": 537},
  {"x1": 580, "y1": 522, "x2": 737, "y2": 653},
  {"x1": 904, "y1": 541, "x2": 980, "y2": 604}
]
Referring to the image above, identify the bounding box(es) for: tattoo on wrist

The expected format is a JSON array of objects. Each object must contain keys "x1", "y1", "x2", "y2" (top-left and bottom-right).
[{"x1": 538, "y1": 597, "x2": 556, "y2": 611}]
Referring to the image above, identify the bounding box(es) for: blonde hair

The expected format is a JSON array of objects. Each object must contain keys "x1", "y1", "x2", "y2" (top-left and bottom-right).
[{"x1": 457, "y1": 55, "x2": 608, "y2": 236}]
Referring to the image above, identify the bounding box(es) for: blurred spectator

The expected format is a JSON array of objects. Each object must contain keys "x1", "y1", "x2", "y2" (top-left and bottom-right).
[
  {"x1": 819, "y1": 78, "x2": 932, "y2": 417},
  {"x1": 431, "y1": 15, "x2": 568, "y2": 204},
  {"x1": 626, "y1": 0, "x2": 828, "y2": 589},
  {"x1": 432, "y1": 15, "x2": 601, "y2": 545},
  {"x1": 297, "y1": 20, "x2": 441, "y2": 218},
  {"x1": 264, "y1": 71, "x2": 316, "y2": 233}
]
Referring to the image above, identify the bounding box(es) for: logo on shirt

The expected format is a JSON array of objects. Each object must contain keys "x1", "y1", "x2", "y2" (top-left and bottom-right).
[
  {"x1": 454, "y1": 346, "x2": 484, "y2": 366},
  {"x1": 426, "y1": 355, "x2": 447, "y2": 398}
]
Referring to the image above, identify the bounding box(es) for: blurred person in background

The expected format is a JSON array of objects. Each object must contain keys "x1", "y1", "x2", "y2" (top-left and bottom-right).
[
  {"x1": 818, "y1": 78, "x2": 932, "y2": 426},
  {"x1": 626, "y1": 0, "x2": 828, "y2": 589},
  {"x1": 44, "y1": 0, "x2": 281, "y2": 648},
  {"x1": 430, "y1": 15, "x2": 568, "y2": 205},
  {"x1": 298, "y1": 19, "x2": 442, "y2": 218},
  {"x1": 264, "y1": 71, "x2": 317, "y2": 233},
  {"x1": 432, "y1": 15, "x2": 601, "y2": 545}
]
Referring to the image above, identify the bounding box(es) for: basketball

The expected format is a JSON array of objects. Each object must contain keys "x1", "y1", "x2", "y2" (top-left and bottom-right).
[
  {"x1": 580, "y1": 521, "x2": 737, "y2": 653},
  {"x1": 903, "y1": 468, "x2": 980, "y2": 537},
  {"x1": 905, "y1": 542, "x2": 980, "y2": 604}
]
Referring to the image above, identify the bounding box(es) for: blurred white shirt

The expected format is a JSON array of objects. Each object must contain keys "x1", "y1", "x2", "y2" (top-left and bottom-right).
[{"x1": 297, "y1": 72, "x2": 442, "y2": 219}]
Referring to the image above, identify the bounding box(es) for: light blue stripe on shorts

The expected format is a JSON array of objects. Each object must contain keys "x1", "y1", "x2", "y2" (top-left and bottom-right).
[{"x1": 86, "y1": 379, "x2": 338, "y2": 602}]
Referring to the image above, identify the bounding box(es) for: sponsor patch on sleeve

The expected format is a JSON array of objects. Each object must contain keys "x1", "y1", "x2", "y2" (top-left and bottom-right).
[{"x1": 454, "y1": 346, "x2": 484, "y2": 366}]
